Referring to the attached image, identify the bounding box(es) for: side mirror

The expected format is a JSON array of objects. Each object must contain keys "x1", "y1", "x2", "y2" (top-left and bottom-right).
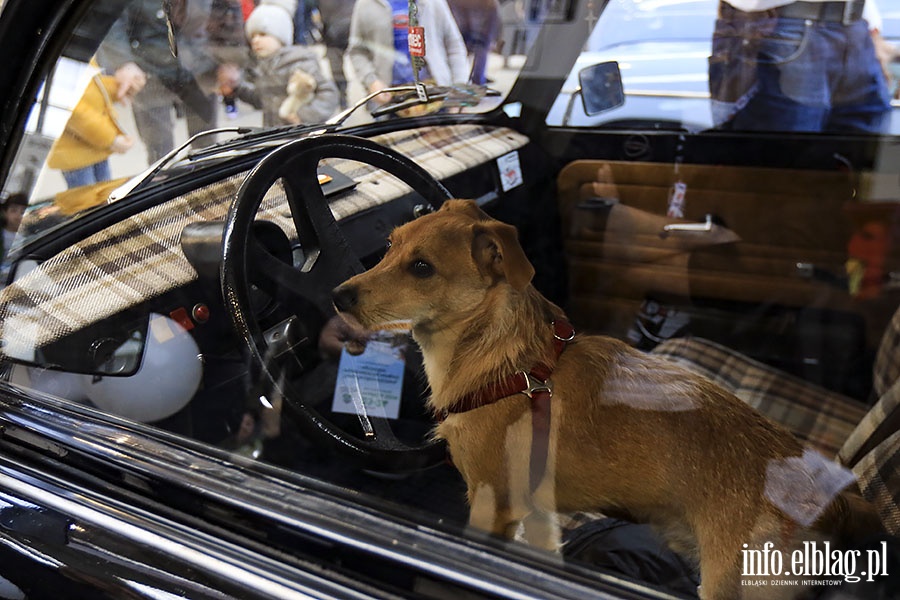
[
  {"x1": 562, "y1": 61, "x2": 625, "y2": 125},
  {"x1": 579, "y1": 61, "x2": 625, "y2": 115}
]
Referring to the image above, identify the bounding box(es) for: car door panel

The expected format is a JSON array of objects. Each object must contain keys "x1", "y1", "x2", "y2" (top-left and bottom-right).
[{"x1": 551, "y1": 141, "x2": 900, "y2": 399}]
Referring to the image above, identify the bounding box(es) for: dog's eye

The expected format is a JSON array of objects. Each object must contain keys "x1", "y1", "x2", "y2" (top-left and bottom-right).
[
  {"x1": 385, "y1": 239, "x2": 392, "y2": 250},
  {"x1": 409, "y1": 260, "x2": 434, "y2": 278}
]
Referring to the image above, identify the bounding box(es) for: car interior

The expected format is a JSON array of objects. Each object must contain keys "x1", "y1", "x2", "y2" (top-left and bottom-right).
[{"x1": 1, "y1": 0, "x2": 900, "y2": 597}]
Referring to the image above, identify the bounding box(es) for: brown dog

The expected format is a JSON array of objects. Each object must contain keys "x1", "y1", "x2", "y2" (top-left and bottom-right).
[{"x1": 332, "y1": 200, "x2": 880, "y2": 599}]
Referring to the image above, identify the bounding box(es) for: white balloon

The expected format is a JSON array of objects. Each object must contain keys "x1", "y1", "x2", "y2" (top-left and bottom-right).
[
  {"x1": 81, "y1": 313, "x2": 203, "y2": 422},
  {"x1": 11, "y1": 364, "x2": 88, "y2": 403}
]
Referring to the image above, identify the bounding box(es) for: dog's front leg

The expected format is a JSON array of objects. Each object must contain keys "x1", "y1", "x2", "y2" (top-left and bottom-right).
[
  {"x1": 468, "y1": 485, "x2": 560, "y2": 550},
  {"x1": 468, "y1": 482, "x2": 525, "y2": 540},
  {"x1": 465, "y1": 453, "x2": 558, "y2": 549},
  {"x1": 451, "y1": 407, "x2": 555, "y2": 546}
]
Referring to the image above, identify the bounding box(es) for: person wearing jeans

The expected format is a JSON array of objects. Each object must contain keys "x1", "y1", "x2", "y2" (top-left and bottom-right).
[
  {"x1": 47, "y1": 70, "x2": 139, "y2": 189},
  {"x1": 708, "y1": 0, "x2": 892, "y2": 133},
  {"x1": 60, "y1": 161, "x2": 113, "y2": 189}
]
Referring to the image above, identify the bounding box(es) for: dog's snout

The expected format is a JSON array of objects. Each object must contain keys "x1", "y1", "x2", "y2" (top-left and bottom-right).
[{"x1": 332, "y1": 285, "x2": 359, "y2": 312}]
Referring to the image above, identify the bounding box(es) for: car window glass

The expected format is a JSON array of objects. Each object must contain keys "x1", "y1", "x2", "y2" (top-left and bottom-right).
[
  {"x1": 552, "y1": 0, "x2": 900, "y2": 131},
  {"x1": 3, "y1": 1, "x2": 900, "y2": 598},
  {"x1": 2, "y1": 0, "x2": 531, "y2": 252}
]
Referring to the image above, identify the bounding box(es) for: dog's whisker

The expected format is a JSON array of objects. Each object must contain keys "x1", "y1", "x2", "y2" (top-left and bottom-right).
[
  {"x1": 378, "y1": 319, "x2": 413, "y2": 331},
  {"x1": 364, "y1": 307, "x2": 406, "y2": 329}
]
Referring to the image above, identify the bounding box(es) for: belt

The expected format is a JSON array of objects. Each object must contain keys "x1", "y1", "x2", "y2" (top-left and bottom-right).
[{"x1": 719, "y1": 1, "x2": 865, "y2": 25}]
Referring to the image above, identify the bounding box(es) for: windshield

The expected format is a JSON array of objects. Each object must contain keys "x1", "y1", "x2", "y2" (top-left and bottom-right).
[
  {"x1": 3, "y1": 0, "x2": 529, "y2": 253},
  {"x1": 588, "y1": 0, "x2": 717, "y2": 47},
  {"x1": 3, "y1": 1, "x2": 900, "y2": 597}
]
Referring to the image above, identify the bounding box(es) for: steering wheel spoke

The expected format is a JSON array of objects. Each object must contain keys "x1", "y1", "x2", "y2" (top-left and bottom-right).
[{"x1": 279, "y1": 160, "x2": 364, "y2": 284}]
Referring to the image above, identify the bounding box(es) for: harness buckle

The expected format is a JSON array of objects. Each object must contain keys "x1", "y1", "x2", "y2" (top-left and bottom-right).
[{"x1": 520, "y1": 371, "x2": 553, "y2": 399}]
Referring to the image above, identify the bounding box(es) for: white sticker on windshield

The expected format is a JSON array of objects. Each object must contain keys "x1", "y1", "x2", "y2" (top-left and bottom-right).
[
  {"x1": 497, "y1": 151, "x2": 523, "y2": 192},
  {"x1": 332, "y1": 332, "x2": 407, "y2": 420}
]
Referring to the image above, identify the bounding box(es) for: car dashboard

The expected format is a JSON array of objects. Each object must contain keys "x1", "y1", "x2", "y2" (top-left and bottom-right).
[{"x1": 0, "y1": 123, "x2": 536, "y2": 521}]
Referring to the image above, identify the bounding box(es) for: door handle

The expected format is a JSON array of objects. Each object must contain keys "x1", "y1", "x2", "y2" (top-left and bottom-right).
[{"x1": 662, "y1": 214, "x2": 713, "y2": 233}]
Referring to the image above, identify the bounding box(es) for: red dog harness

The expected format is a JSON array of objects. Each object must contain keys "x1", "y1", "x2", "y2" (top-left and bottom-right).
[{"x1": 439, "y1": 319, "x2": 575, "y2": 492}]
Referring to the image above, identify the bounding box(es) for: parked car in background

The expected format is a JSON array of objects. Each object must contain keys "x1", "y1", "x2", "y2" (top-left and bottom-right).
[
  {"x1": 549, "y1": 0, "x2": 900, "y2": 131},
  {"x1": 0, "y1": 0, "x2": 898, "y2": 598}
]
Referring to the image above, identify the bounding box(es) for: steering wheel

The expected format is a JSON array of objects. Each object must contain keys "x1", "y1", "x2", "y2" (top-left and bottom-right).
[{"x1": 221, "y1": 134, "x2": 452, "y2": 472}]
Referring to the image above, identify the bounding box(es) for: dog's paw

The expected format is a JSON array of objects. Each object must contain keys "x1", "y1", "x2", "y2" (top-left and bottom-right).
[{"x1": 515, "y1": 512, "x2": 563, "y2": 552}]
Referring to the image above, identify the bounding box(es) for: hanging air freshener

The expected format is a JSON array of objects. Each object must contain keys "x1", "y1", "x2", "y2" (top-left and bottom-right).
[
  {"x1": 667, "y1": 181, "x2": 687, "y2": 218},
  {"x1": 408, "y1": 0, "x2": 428, "y2": 102},
  {"x1": 667, "y1": 141, "x2": 687, "y2": 218}
]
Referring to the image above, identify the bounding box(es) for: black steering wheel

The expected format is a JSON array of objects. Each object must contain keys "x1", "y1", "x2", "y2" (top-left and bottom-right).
[{"x1": 221, "y1": 134, "x2": 452, "y2": 472}]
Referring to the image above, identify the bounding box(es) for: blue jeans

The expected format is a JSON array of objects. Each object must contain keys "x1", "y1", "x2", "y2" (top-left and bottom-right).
[
  {"x1": 709, "y1": 14, "x2": 891, "y2": 133},
  {"x1": 62, "y1": 160, "x2": 111, "y2": 188}
]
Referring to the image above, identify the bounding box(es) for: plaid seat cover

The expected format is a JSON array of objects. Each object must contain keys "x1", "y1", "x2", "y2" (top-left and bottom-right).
[
  {"x1": 874, "y1": 306, "x2": 900, "y2": 400},
  {"x1": 654, "y1": 332, "x2": 900, "y2": 534},
  {"x1": 0, "y1": 125, "x2": 528, "y2": 356},
  {"x1": 841, "y1": 307, "x2": 900, "y2": 468},
  {"x1": 839, "y1": 380, "x2": 900, "y2": 468},
  {"x1": 652, "y1": 336, "x2": 869, "y2": 457},
  {"x1": 840, "y1": 309, "x2": 900, "y2": 533},
  {"x1": 852, "y1": 430, "x2": 900, "y2": 535}
]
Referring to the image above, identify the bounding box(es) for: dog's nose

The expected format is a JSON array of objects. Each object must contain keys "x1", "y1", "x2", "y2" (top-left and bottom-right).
[{"x1": 332, "y1": 285, "x2": 358, "y2": 312}]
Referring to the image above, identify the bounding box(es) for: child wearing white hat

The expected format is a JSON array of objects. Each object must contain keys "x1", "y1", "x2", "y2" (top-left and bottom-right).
[{"x1": 218, "y1": 3, "x2": 338, "y2": 126}]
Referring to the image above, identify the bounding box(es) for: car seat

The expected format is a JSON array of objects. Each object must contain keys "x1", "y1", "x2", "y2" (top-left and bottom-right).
[{"x1": 652, "y1": 305, "x2": 900, "y2": 534}]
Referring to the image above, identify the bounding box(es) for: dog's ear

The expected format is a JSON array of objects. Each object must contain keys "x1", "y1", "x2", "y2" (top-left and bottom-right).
[
  {"x1": 472, "y1": 221, "x2": 534, "y2": 290},
  {"x1": 440, "y1": 199, "x2": 491, "y2": 221}
]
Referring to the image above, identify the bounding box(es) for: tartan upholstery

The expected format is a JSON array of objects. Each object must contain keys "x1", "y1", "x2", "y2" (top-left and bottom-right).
[
  {"x1": 839, "y1": 379, "x2": 900, "y2": 468},
  {"x1": 652, "y1": 336, "x2": 869, "y2": 458},
  {"x1": 852, "y1": 430, "x2": 900, "y2": 535},
  {"x1": 654, "y1": 324, "x2": 900, "y2": 535},
  {"x1": 839, "y1": 308, "x2": 900, "y2": 534},
  {"x1": 874, "y1": 305, "x2": 900, "y2": 399},
  {"x1": 0, "y1": 125, "x2": 528, "y2": 357}
]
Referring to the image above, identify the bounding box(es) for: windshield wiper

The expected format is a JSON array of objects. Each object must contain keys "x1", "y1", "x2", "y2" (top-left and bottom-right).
[
  {"x1": 327, "y1": 83, "x2": 496, "y2": 126},
  {"x1": 325, "y1": 85, "x2": 422, "y2": 127},
  {"x1": 110, "y1": 83, "x2": 500, "y2": 178},
  {"x1": 107, "y1": 126, "x2": 261, "y2": 202},
  {"x1": 184, "y1": 121, "x2": 330, "y2": 160},
  {"x1": 156, "y1": 87, "x2": 449, "y2": 161}
]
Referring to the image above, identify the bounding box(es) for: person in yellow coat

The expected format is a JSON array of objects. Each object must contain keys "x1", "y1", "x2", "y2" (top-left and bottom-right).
[{"x1": 47, "y1": 66, "x2": 143, "y2": 188}]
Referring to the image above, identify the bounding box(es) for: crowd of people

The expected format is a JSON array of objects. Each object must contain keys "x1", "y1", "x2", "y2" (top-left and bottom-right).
[
  {"x1": 43, "y1": 0, "x2": 505, "y2": 190},
  {"x1": 0, "y1": 0, "x2": 509, "y2": 275},
  {"x1": 39, "y1": 0, "x2": 900, "y2": 195}
]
